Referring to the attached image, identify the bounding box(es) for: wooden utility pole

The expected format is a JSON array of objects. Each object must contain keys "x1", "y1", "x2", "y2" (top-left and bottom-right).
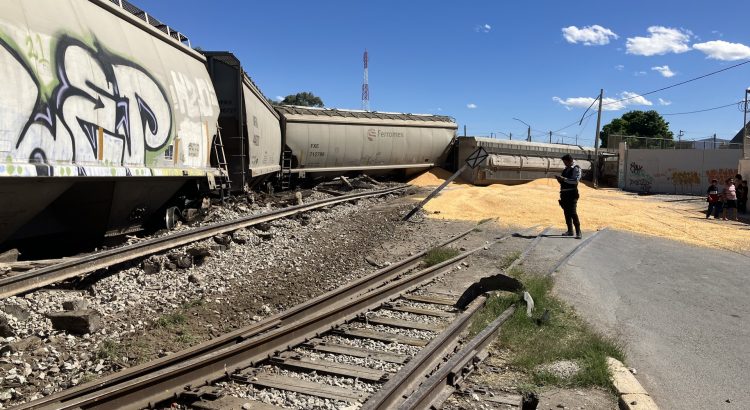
[{"x1": 593, "y1": 89, "x2": 604, "y2": 189}]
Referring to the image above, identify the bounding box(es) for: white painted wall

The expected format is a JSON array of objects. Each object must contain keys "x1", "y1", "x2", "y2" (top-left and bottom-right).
[{"x1": 621, "y1": 148, "x2": 741, "y2": 194}]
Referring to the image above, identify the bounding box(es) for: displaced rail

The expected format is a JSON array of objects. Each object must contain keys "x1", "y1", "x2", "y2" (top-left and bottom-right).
[
  {"x1": 398, "y1": 305, "x2": 516, "y2": 409},
  {"x1": 0, "y1": 185, "x2": 407, "y2": 300}
]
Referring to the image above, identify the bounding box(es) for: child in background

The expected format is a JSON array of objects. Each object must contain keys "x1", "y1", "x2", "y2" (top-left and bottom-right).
[{"x1": 706, "y1": 179, "x2": 722, "y2": 219}]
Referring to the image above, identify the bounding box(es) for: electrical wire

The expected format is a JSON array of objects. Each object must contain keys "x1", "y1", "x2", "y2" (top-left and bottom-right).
[
  {"x1": 661, "y1": 100, "x2": 743, "y2": 116},
  {"x1": 603, "y1": 59, "x2": 750, "y2": 107},
  {"x1": 550, "y1": 59, "x2": 750, "y2": 132}
]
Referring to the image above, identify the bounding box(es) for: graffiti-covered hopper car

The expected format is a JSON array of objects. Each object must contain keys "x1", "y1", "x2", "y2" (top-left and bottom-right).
[{"x1": 0, "y1": 0, "x2": 221, "y2": 244}]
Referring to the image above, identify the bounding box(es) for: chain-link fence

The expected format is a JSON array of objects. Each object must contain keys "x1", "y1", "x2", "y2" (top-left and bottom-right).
[{"x1": 607, "y1": 134, "x2": 740, "y2": 150}]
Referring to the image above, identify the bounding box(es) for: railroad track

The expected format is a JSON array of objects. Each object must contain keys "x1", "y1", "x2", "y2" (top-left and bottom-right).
[
  {"x1": 16, "y1": 226, "x2": 538, "y2": 410},
  {"x1": 0, "y1": 185, "x2": 408, "y2": 300}
]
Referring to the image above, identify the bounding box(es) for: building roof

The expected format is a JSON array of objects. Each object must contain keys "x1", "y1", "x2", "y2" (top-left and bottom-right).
[{"x1": 730, "y1": 124, "x2": 748, "y2": 144}]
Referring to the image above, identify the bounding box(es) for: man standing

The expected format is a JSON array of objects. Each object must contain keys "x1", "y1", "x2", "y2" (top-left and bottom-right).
[{"x1": 555, "y1": 154, "x2": 582, "y2": 239}]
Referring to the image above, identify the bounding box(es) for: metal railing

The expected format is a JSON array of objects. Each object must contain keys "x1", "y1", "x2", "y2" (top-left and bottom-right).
[{"x1": 106, "y1": 0, "x2": 192, "y2": 47}]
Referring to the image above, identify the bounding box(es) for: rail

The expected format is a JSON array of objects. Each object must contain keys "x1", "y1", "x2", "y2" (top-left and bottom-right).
[
  {"x1": 18, "y1": 229, "x2": 492, "y2": 409},
  {"x1": 398, "y1": 305, "x2": 516, "y2": 409},
  {"x1": 0, "y1": 186, "x2": 407, "y2": 299}
]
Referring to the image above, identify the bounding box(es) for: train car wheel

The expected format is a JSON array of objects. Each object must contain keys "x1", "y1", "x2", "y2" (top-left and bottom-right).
[{"x1": 165, "y1": 206, "x2": 180, "y2": 231}]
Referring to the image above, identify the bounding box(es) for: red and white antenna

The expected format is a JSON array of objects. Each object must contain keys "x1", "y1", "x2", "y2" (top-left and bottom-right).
[{"x1": 362, "y1": 49, "x2": 370, "y2": 111}]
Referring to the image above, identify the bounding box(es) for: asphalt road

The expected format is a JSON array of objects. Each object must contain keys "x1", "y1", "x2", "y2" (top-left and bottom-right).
[{"x1": 554, "y1": 229, "x2": 750, "y2": 410}]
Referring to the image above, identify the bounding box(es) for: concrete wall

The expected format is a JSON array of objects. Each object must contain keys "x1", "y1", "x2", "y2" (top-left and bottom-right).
[
  {"x1": 622, "y1": 148, "x2": 741, "y2": 194},
  {"x1": 0, "y1": 0, "x2": 219, "y2": 178}
]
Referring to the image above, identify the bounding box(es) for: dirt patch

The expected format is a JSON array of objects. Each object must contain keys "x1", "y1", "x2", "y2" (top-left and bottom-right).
[{"x1": 409, "y1": 168, "x2": 750, "y2": 254}]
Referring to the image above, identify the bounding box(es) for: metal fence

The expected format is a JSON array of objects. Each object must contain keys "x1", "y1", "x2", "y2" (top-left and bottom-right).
[{"x1": 607, "y1": 135, "x2": 741, "y2": 150}]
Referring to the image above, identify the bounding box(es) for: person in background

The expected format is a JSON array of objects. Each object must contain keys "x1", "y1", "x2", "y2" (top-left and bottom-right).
[
  {"x1": 735, "y1": 174, "x2": 746, "y2": 214},
  {"x1": 706, "y1": 178, "x2": 722, "y2": 219},
  {"x1": 555, "y1": 154, "x2": 582, "y2": 239},
  {"x1": 741, "y1": 180, "x2": 749, "y2": 214},
  {"x1": 722, "y1": 177, "x2": 738, "y2": 221}
]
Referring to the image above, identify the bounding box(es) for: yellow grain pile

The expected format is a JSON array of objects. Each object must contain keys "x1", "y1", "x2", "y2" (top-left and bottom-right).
[{"x1": 409, "y1": 169, "x2": 750, "y2": 254}]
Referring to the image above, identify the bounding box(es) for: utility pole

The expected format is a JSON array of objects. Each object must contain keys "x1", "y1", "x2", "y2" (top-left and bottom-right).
[
  {"x1": 678, "y1": 130, "x2": 684, "y2": 149},
  {"x1": 509, "y1": 132, "x2": 512, "y2": 140},
  {"x1": 464, "y1": 125, "x2": 467, "y2": 137},
  {"x1": 714, "y1": 133, "x2": 717, "y2": 150},
  {"x1": 593, "y1": 88, "x2": 604, "y2": 189},
  {"x1": 744, "y1": 88, "x2": 750, "y2": 159},
  {"x1": 549, "y1": 131, "x2": 552, "y2": 144},
  {"x1": 527, "y1": 126, "x2": 531, "y2": 142}
]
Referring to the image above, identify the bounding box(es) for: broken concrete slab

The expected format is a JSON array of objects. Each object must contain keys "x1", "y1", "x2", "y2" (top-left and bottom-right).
[
  {"x1": 62, "y1": 299, "x2": 90, "y2": 311},
  {"x1": 0, "y1": 316, "x2": 15, "y2": 337},
  {"x1": 47, "y1": 310, "x2": 102, "y2": 335}
]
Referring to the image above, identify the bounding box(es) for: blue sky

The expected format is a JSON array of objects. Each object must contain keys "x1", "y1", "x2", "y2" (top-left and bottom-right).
[{"x1": 135, "y1": 0, "x2": 750, "y2": 146}]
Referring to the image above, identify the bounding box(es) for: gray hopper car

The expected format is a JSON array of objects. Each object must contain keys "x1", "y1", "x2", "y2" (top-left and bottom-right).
[
  {"x1": 458, "y1": 137, "x2": 595, "y2": 185},
  {"x1": 276, "y1": 107, "x2": 457, "y2": 178}
]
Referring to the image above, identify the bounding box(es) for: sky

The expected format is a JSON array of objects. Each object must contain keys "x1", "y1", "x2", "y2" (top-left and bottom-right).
[{"x1": 135, "y1": 0, "x2": 750, "y2": 147}]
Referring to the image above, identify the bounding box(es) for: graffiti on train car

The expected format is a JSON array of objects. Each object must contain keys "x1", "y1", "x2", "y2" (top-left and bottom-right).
[{"x1": 0, "y1": 31, "x2": 216, "y2": 170}]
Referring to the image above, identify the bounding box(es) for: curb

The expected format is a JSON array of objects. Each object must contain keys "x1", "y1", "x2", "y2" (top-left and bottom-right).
[{"x1": 607, "y1": 357, "x2": 659, "y2": 410}]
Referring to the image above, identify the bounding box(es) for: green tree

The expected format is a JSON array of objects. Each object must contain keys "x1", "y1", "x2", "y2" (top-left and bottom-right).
[
  {"x1": 600, "y1": 110, "x2": 674, "y2": 148},
  {"x1": 279, "y1": 92, "x2": 324, "y2": 107}
]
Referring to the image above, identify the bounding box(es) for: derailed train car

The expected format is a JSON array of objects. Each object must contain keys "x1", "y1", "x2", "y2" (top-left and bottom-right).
[
  {"x1": 0, "y1": 0, "x2": 221, "y2": 247},
  {"x1": 276, "y1": 106, "x2": 457, "y2": 179},
  {"x1": 457, "y1": 137, "x2": 595, "y2": 185},
  {"x1": 204, "y1": 52, "x2": 282, "y2": 192}
]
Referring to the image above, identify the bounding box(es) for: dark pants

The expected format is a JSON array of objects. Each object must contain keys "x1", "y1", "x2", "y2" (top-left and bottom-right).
[
  {"x1": 559, "y1": 190, "x2": 581, "y2": 235},
  {"x1": 707, "y1": 202, "x2": 722, "y2": 218},
  {"x1": 739, "y1": 199, "x2": 747, "y2": 214}
]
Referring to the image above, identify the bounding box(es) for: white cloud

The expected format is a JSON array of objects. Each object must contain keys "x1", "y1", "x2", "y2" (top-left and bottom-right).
[
  {"x1": 651, "y1": 65, "x2": 675, "y2": 77},
  {"x1": 634, "y1": 71, "x2": 647, "y2": 76},
  {"x1": 553, "y1": 91, "x2": 653, "y2": 111},
  {"x1": 562, "y1": 25, "x2": 618, "y2": 46},
  {"x1": 615, "y1": 64, "x2": 625, "y2": 70},
  {"x1": 475, "y1": 24, "x2": 491, "y2": 33},
  {"x1": 658, "y1": 98, "x2": 672, "y2": 106},
  {"x1": 693, "y1": 40, "x2": 750, "y2": 61},
  {"x1": 467, "y1": 103, "x2": 478, "y2": 109},
  {"x1": 626, "y1": 26, "x2": 692, "y2": 56},
  {"x1": 275, "y1": 95, "x2": 283, "y2": 101}
]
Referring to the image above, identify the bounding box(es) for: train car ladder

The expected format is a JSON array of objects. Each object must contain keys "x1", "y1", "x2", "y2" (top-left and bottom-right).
[
  {"x1": 213, "y1": 127, "x2": 231, "y2": 197},
  {"x1": 280, "y1": 148, "x2": 293, "y2": 190}
]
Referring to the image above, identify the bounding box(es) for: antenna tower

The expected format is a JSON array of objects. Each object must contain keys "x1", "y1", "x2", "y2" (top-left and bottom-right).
[{"x1": 362, "y1": 50, "x2": 370, "y2": 111}]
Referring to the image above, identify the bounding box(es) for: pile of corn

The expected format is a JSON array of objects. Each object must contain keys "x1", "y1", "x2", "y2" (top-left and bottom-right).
[{"x1": 409, "y1": 168, "x2": 750, "y2": 254}]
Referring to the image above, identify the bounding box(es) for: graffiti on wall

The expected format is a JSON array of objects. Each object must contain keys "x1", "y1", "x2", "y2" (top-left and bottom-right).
[
  {"x1": 0, "y1": 30, "x2": 217, "y2": 171},
  {"x1": 628, "y1": 162, "x2": 653, "y2": 193},
  {"x1": 706, "y1": 168, "x2": 737, "y2": 184},
  {"x1": 670, "y1": 171, "x2": 700, "y2": 192}
]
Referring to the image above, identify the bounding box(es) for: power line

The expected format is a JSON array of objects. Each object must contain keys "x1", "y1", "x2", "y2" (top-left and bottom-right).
[
  {"x1": 550, "y1": 59, "x2": 750, "y2": 132},
  {"x1": 661, "y1": 100, "x2": 743, "y2": 116},
  {"x1": 603, "y1": 59, "x2": 750, "y2": 107}
]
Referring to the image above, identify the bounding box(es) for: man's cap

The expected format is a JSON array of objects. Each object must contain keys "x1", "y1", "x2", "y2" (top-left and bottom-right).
[{"x1": 561, "y1": 154, "x2": 573, "y2": 162}]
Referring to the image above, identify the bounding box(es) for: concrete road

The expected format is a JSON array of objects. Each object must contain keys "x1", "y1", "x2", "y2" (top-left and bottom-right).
[{"x1": 554, "y1": 229, "x2": 750, "y2": 410}]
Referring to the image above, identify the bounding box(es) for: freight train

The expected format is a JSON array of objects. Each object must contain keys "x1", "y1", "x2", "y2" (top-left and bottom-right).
[{"x1": 0, "y1": 0, "x2": 457, "y2": 250}]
